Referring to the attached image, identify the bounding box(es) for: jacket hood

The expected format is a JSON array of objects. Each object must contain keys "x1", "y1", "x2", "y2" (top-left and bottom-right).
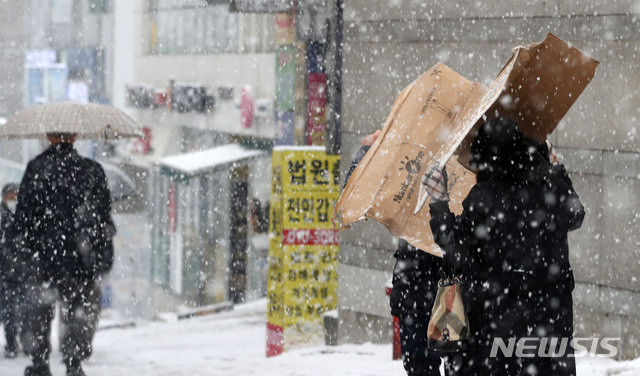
[{"x1": 471, "y1": 118, "x2": 551, "y2": 184}]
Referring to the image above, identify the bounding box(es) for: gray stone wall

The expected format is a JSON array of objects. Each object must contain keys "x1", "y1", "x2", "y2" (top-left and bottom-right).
[{"x1": 337, "y1": 1, "x2": 640, "y2": 359}]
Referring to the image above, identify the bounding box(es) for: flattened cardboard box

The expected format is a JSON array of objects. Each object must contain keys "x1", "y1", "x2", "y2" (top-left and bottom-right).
[
  {"x1": 334, "y1": 33, "x2": 598, "y2": 257},
  {"x1": 335, "y1": 63, "x2": 485, "y2": 256}
]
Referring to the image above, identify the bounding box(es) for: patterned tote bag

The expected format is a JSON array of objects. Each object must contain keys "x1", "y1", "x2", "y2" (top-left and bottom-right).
[{"x1": 427, "y1": 251, "x2": 470, "y2": 352}]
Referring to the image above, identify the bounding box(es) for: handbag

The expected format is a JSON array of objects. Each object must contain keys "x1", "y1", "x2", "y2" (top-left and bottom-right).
[
  {"x1": 427, "y1": 252, "x2": 470, "y2": 352},
  {"x1": 76, "y1": 188, "x2": 115, "y2": 277}
]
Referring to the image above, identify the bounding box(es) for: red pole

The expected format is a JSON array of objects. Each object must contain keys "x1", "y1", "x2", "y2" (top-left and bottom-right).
[
  {"x1": 392, "y1": 316, "x2": 402, "y2": 360},
  {"x1": 385, "y1": 285, "x2": 402, "y2": 360}
]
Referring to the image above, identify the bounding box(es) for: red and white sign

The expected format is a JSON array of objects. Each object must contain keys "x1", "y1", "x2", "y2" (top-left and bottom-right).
[
  {"x1": 240, "y1": 85, "x2": 255, "y2": 128},
  {"x1": 282, "y1": 229, "x2": 340, "y2": 246},
  {"x1": 306, "y1": 73, "x2": 327, "y2": 145},
  {"x1": 266, "y1": 322, "x2": 284, "y2": 357}
]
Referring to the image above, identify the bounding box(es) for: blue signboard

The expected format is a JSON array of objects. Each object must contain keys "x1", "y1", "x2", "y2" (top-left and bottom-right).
[{"x1": 275, "y1": 111, "x2": 294, "y2": 146}]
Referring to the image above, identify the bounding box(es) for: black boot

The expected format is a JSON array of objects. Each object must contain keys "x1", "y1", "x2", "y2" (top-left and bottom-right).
[
  {"x1": 66, "y1": 358, "x2": 86, "y2": 376},
  {"x1": 4, "y1": 344, "x2": 18, "y2": 359},
  {"x1": 66, "y1": 366, "x2": 85, "y2": 376},
  {"x1": 24, "y1": 365, "x2": 52, "y2": 376}
]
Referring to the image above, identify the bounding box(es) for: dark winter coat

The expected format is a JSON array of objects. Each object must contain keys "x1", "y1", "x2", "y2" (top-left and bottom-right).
[
  {"x1": 343, "y1": 145, "x2": 370, "y2": 189},
  {"x1": 392, "y1": 244, "x2": 443, "y2": 376},
  {"x1": 429, "y1": 133, "x2": 584, "y2": 375},
  {"x1": 429, "y1": 161, "x2": 584, "y2": 304},
  {"x1": 390, "y1": 240, "x2": 441, "y2": 317},
  {"x1": 13, "y1": 142, "x2": 116, "y2": 283},
  {"x1": 0, "y1": 202, "x2": 25, "y2": 284}
]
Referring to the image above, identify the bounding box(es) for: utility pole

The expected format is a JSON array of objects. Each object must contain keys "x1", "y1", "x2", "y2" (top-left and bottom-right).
[{"x1": 326, "y1": 0, "x2": 342, "y2": 156}]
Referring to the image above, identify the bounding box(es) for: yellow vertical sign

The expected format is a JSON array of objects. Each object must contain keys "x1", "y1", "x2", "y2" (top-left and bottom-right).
[
  {"x1": 267, "y1": 147, "x2": 341, "y2": 355},
  {"x1": 279, "y1": 147, "x2": 340, "y2": 349}
]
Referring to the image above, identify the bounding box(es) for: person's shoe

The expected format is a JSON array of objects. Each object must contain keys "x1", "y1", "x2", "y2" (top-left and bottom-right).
[
  {"x1": 66, "y1": 365, "x2": 86, "y2": 376},
  {"x1": 4, "y1": 348, "x2": 18, "y2": 358},
  {"x1": 24, "y1": 365, "x2": 53, "y2": 376}
]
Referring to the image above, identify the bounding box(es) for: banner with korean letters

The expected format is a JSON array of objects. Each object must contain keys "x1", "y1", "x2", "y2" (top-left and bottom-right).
[{"x1": 267, "y1": 147, "x2": 340, "y2": 356}]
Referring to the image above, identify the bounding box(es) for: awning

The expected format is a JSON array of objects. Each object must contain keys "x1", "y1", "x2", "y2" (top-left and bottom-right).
[{"x1": 159, "y1": 144, "x2": 265, "y2": 182}]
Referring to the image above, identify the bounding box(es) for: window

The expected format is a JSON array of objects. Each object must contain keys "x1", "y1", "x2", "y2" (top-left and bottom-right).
[
  {"x1": 51, "y1": 0, "x2": 73, "y2": 24},
  {"x1": 149, "y1": 1, "x2": 238, "y2": 55}
]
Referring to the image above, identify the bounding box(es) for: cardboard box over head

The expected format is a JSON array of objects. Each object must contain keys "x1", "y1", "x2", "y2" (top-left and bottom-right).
[
  {"x1": 334, "y1": 33, "x2": 599, "y2": 257},
  {"x1": 451, "y1": 33, "x2": 600, "y2": 171},
  {"x1": 416, "y1": 33, "x2": 599, "y2": 214}
]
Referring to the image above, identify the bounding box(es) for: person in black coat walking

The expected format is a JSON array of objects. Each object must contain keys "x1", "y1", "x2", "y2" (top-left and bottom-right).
[
  {"x1": 423, "y1": 118, "x2": 584, "y2": 376},
  {"x1": 390, "y1": 239, "x2": 443, "y2": 376},
  {"x1": 13, "y1": 133, "x2": 116, "y2": 376},
  {"x1": 345, "y1": 130, "x2": 443, "y2": 376},
  {"x1": 0, "y1": 183, "x2": 31, "y2": 358}
]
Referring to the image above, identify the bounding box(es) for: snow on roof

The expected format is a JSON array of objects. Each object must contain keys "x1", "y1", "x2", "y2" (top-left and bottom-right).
[
  {"x1": 272, "y1": 145, "x2": 326, "y2": 152},
  {"x1": 159, "y1": 144, "x2": 265, "y2": 176}
]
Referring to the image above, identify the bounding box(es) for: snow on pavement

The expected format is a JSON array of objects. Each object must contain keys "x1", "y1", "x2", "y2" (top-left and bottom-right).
[{"x1": 0, "y1": 299, "x2": 638, "y2": 375}]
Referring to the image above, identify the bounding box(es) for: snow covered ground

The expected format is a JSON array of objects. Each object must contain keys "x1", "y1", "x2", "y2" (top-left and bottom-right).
[{"x1": 0, "y1": 299, "x2": 639, "y2": 376}]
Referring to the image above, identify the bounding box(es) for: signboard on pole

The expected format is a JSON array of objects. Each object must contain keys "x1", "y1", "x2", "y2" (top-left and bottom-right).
[
  {"x1": 306, "y1": 72, "x2": 326, "y2": 145},
  {"x1": 276, "y1": 13, "x2": 295, "y2": 45},
  {"x1": 276, "y1": 46, "x2": 296, "y2": 111}
]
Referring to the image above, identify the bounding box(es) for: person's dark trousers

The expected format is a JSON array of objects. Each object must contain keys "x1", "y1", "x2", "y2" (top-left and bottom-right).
[
  {"x1": 484, "y1": 292, "x2": 576, "y2": 376},
  {"x1": 399, "y1": 308, "x2": 442, "y2": 376},
  {"x1": 59, "y1": 279, "x2": 101, "y2": 368},
  {"x1": 444, "y1": 291, "x2": 576, "y2": 376},
  {"x1": 1, "y1": 280, "x2": 28, "y2": 354},
  {"x1": 26, "y1": 282, "x2": 56, "y2": 371},
  {"x1": 27, "y1": 277, "x2": 100, "y2": 373}
]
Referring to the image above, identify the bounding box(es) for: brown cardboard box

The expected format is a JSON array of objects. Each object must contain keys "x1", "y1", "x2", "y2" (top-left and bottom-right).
[
  {"x1": 334, "y1": 33, "x2": 599, "y2": 256},
  {"x1": 450, "y1": 33, "x2": 600, "y2": 171},
  {"x1": 334, "y1": 63, "x2": 485, "y2": 256}
]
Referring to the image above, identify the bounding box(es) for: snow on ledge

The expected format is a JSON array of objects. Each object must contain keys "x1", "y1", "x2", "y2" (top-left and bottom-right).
[{"x1": 159, "y1": 144, "x2": 265, "y2": 176}]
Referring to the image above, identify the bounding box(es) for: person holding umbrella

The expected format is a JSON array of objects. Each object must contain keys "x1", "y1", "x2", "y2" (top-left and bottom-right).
[
  {"x1": 2, "y1": 102, "x2": 142, "y2": 376},
  {"x1": 422, "y1": 118, "x2": 584, "y2": 376},
  {"x1": 12, "y1": 132, "x2": 115, "y2": 376}
]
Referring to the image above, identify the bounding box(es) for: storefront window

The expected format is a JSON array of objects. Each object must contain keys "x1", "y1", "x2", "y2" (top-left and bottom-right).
[{"x1": 51, "y1": 0, "x2": 73, "y2": 24}]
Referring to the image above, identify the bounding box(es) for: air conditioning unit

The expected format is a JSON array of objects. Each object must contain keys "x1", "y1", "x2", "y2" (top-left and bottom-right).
[
  {"x1": 255, "y1": 98, "x2": 273, "y2": 117},
  {"x1": 217, "y1": 85, "x2": 234, "y2": 100},
  {"x1": 126, "y1": 85, "x2": 152, "y2": 108}
]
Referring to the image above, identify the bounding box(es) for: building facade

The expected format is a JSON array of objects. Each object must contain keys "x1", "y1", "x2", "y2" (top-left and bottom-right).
[
  {"x1": 0, "y1": 2, "x2": 27, "y2": 119},
  {"x1": 112, "y1": 0, "x2": 276, "y2": 311},
  {"x1": 0, "y1": 0, "x2": 114, "y2": 166},
  {"x1": 336, "y1": 0, "x2": 640, "y2": 359}
]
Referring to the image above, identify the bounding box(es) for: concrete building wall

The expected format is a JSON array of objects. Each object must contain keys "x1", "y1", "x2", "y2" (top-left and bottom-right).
[
  {"x1": 26, "y1": 0, "x2": 104, "y2": 50},
  {"x1": 337, "y1": 1, "x2": 640, "y2": 358},
  {"x1": 112, "y1": 0, "x2": 144, "y2": 116},
  {"x1": 0, "y1": 1, "x2": 26, "y2": 118},
  {"x1": 113, "y1": 1, "x2": 276, "y2": 139}
]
